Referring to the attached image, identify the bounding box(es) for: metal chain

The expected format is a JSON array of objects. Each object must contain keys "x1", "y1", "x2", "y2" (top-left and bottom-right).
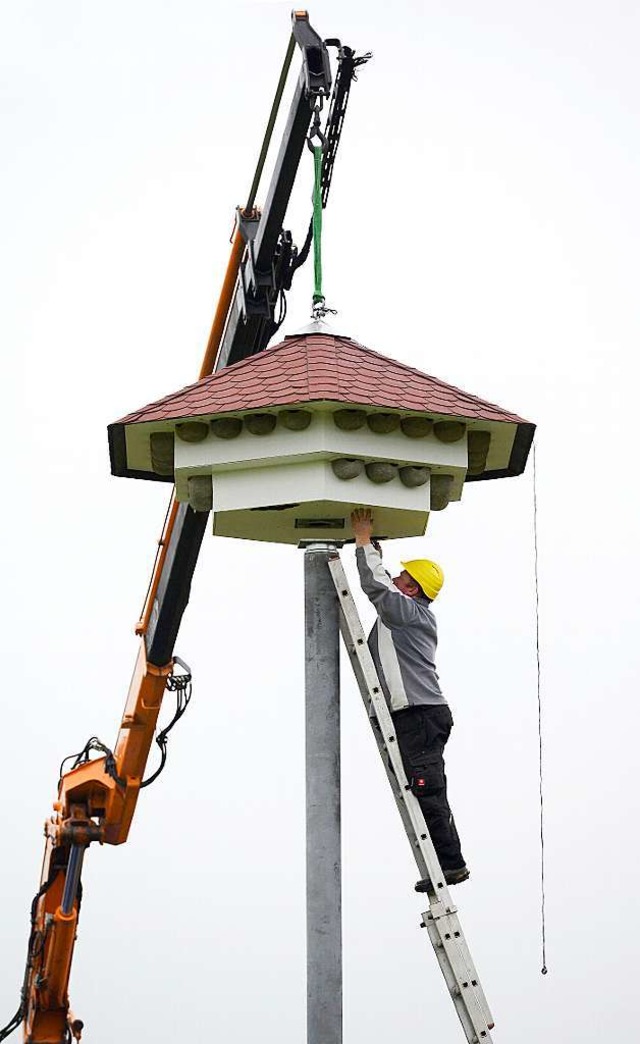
[{"x1": 306, "y1": 99, "x2": 326, "y2": 152}]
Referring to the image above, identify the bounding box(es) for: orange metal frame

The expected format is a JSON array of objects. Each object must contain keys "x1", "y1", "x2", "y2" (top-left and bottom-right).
[{"x1": 22, "y1": 222, "x2": 247, "y2": 1044}]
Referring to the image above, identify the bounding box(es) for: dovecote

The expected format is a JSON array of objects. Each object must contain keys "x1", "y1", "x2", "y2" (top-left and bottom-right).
[{"x1": 108, "y1": 331, "x2": 534, "y2": 545}]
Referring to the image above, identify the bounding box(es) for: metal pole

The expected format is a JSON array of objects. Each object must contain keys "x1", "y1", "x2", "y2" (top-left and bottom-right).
[{"x1": 304, "y1": 542, "x2": 342, "y2": 1044}]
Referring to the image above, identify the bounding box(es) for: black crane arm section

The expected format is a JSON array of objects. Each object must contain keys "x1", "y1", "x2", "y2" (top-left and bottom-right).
[{"x1": 142, "y1": 19, "x2": 369, "y2": 668}]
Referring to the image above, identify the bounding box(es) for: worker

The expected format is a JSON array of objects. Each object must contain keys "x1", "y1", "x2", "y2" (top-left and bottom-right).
[{"x1": 350, "y1": 508, "x2": 469, "y2": 889}]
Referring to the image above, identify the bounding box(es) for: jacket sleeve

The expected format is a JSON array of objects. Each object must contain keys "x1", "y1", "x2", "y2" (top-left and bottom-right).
[{"x1": 355, "y1": 543, "x2": 421, "y2": 628}]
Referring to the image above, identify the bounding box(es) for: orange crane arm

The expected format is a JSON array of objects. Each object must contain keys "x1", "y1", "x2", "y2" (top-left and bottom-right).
[
  {"x1": 18, "y1": 227, "x2": 244, "y2": 1044},
  {"x1": 2, "y1": 13, "x2": 365, "y2": 1039}
]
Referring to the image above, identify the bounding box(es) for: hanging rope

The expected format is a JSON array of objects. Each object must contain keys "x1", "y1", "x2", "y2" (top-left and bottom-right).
[
  {"x1": 307, "y1": 102, "x2": 336, "y2": 321},
  {"x1": 312, "y1": 144, "x2": 324, "y2": 308},
  {"x1": 532, "y1": 442, "x2": 548, "y2": 975}
]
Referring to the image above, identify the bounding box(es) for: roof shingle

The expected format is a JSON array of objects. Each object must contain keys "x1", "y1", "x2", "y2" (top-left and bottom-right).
[{"x1": 116, "y1": 333, "x2": 530, "y2": 426}]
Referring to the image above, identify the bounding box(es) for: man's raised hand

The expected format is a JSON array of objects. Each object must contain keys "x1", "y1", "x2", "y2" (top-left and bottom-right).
[{"x1": 350, "y1": 508, "x2": 374, "y2": 547}]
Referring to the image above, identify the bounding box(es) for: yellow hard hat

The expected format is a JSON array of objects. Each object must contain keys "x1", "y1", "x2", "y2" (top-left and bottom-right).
[{"x1": 401, "y1": 559, "x2": 444, "y2": 600}]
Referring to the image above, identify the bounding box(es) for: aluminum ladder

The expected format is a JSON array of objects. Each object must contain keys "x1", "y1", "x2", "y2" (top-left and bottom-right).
[{"x1": 328, "y1": 551, "x2": 495, "y2": 1044}]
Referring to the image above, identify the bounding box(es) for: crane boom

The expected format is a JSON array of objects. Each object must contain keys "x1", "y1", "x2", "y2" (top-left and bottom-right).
[{"x1": 2, "y1": 12, "x2": 370, "y2": 1042}]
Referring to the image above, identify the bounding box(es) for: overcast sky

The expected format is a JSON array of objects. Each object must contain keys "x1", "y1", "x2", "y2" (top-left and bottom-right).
[{"x1": 2, "y1": 2, "x2": 639, "y2": 1042}]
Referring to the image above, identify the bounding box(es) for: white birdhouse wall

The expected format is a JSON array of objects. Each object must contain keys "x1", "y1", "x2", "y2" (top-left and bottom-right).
[{"x1": 169, "y1": 405, "x2": 468, "y2": 544}]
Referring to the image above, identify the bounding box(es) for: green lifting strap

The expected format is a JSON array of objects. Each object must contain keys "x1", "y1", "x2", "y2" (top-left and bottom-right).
[{"x1": 312, "y1": 144, "x2": 324, "y2": 305}]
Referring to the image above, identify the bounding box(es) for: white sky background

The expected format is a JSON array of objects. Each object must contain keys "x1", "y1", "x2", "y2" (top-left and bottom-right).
[{"x1": 2, "y1": 1, "x2": 639, "y2": 1041}]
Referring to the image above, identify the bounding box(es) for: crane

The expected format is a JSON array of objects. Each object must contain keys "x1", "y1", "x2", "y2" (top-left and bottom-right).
[{"x1": 1, "y1": 13, "x2": 369, "y2": 1042}]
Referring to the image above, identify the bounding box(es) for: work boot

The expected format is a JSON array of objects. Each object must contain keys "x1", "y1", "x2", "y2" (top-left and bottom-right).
[
  {"x1": 445, "y1": 865, "x2": 470, "y2": 885},
  {"x1": 414, "y1": 865, "x2": 470, "y2": 892}
]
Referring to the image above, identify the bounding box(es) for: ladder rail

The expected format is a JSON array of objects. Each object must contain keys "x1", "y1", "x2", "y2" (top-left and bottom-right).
[
  {"x1": 337, "y1": 610, "x2": 430, "y2": 882},
  {"x1": 329, "y1": 553, "x2": 495, "y2": 1043}
]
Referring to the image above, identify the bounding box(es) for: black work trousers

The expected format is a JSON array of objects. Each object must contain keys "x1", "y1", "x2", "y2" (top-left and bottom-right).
[{"x1": 392, "y1": 704, "x2": 465, "y2": 871}]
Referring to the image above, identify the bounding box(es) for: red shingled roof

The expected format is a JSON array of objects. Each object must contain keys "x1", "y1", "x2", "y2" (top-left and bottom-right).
[{"x1": 116, "y1": 334, "x2": 529, "y2": 426}]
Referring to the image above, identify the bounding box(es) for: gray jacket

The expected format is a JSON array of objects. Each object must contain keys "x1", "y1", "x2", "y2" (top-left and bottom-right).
[{"x1": 355, "y1": 543, "x2": 446, "y2": 712}]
